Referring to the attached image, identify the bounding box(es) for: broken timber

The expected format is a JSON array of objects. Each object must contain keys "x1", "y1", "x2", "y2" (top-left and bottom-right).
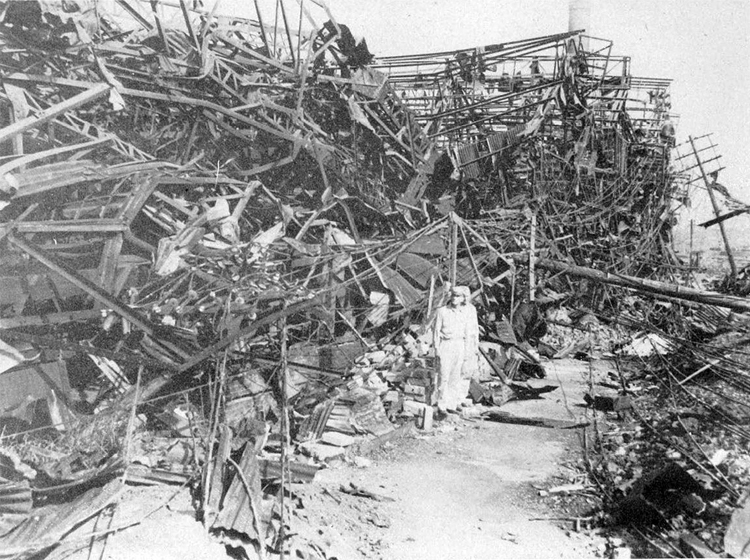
[{"x1": 524, "y1": 257, "x2": 750, "y2": 313}]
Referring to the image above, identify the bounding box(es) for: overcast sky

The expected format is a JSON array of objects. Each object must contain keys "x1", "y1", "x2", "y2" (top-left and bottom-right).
[{"x1": 217, "y1": 0, "x2": 750, "y2": 260}]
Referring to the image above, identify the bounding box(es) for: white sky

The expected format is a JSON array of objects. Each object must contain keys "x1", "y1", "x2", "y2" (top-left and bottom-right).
[
  {"x1": 315, "y1": 0, "x2": 750, "y2": 191},
  {"x1": 217, "y1": 0, "x2": 750, "y2": 261}
]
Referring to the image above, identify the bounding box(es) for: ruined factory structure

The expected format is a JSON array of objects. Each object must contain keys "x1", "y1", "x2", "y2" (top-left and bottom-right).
[{"x1": 0, "y1": 0, "x2": 749, "y2": 559}]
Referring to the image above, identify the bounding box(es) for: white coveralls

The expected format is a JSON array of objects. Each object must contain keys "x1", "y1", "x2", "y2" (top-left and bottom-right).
[{"x1": 433, "y1": 298, "x2": 479, "y2": 411}]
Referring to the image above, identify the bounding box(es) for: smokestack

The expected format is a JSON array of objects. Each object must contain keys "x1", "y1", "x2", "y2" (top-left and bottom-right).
[{"x1": 568, "y1": 0, "x2": 590, "y2": 50}]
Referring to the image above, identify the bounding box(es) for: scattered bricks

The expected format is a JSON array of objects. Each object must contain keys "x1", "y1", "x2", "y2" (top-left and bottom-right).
[
  {"x1": 320, "y1": 432, "x2": 356, "y2": 447},
  {"x1": 403, "y1": 382, "x2": 427, "y2": 403},
  {"x1": 401, "y1": 400, "x2": 427, "y2": 417}
]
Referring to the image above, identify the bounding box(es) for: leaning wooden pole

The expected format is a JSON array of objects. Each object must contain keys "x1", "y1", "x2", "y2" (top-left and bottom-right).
[
  {"x1": 523, "y1": 257, "x2": 750, "y2": 313},
  {"x1": 278, "y1": 312, "x2": 289, "y2": 560},
  {"x1": 449, "y1": 214, "x2": 458, "y2": 286},
  {"x1": 529, "y1": 212, "x2": 537, "y2": 302},
  {"x1": 689, "y1": 135, "x2": 737, "y2": 281}
]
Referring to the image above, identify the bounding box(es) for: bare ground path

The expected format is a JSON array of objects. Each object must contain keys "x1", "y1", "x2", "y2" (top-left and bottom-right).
[
  {"x1": 307, "y1": 358, "x2": 612, "y2": 559},
  {"x1": 55, "y1": 359, "x2": 611, "y2": 560}
]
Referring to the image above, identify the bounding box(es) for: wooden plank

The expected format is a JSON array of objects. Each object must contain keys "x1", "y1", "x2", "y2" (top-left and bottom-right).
[
  {"x1": 0, "y1": 309, "x2": 101, "y2": 329},
  {"x1": 13, "y1": 219, "x2": 128, "y2": 233},
  {"x1": 0, "y1": 138, "x2": 111, "y2": 178},
  {"x1": 0, "y1": 84, "x2": 110, "y2": 145},
  {"x1": 99, "y1": 234, "x2": 124, "y2": 294},
  {"x1": 118, "y1": 176, "x2": 160, "y2": 223}
]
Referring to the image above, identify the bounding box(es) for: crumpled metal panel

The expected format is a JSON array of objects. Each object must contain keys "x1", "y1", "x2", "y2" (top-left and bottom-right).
[
  {"x1": 212, "y1": 444, "x2": 262, "y2": 541},
  {"x1": 0, "y1": 481, "x2": 31, "y2": 537},
  {"x1": 0, "y1": 479, "x2": 122, "y2": 560},
  {"x1": 367, "y1": 255, "x2": 423, "y2": 307}
]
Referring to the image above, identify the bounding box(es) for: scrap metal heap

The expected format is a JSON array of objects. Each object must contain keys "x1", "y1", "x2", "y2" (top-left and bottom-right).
[
  {"x1": 0, "y1": 0, "x2": 748, "y2": 558},
  {"x1": 375, "y1": 34, "x2": 679, "y2": 280}
]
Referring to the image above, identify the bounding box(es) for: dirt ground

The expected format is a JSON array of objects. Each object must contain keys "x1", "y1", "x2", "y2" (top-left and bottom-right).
[
  {"x1": 53, "y1": 419, "x2": 608, "y2": 560},
  {"x1": 301, "y1": 418, "x2": 606, "y2": 559},
  {"x1": 53, "y1": 358, "x2": 613, "y2": 560}
]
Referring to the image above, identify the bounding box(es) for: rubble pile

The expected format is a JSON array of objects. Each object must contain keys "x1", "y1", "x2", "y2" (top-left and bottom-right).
[{"x1": 0, "y1": 0, "x2": 749, "y2": 558}]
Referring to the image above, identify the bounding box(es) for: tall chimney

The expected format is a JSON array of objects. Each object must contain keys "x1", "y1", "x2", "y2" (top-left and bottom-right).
[{"x1": 568, "y1": 0, "x2": 590, "y2": 50}]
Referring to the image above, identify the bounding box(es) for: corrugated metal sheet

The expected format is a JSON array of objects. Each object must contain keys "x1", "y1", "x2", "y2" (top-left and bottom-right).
[
  {"x1": 212, "y1": 444, "x2": 261, "y2": 540},
  {"x1": 367, "y1": 255, "x2": 423, "y2": 308},
  {"x1": 0, "y1": 481, "x2": 31, "y2": 537},
  {"x1": 396, "y1": 252, "x2": 439, "y2": 288},
  {"x1": 258, "y1": 458, "x2": 319, "y2": 484},
  {"x1": 0, "y1": 479, "x2": 122, "y2": 560}
]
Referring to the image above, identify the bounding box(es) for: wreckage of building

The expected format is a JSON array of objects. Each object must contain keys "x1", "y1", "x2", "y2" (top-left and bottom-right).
[{"x1": 0, "y1": 0, "x2": 749, "y2": 558}]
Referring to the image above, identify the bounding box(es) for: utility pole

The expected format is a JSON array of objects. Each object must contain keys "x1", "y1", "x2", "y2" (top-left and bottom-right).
[{"x1": 689, "y1": 136, "x2": 737, "y2": 281}]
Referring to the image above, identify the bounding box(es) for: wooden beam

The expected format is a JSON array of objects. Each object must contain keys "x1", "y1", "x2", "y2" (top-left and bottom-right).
[
  {"x1": 99, "y1": 234, "x2": 124, "y2": 294},
  {"x1": 699, "y1": 208, "x2": 750, "y2": 229},
  {"x1": 12, "y1": 219, "x2": 128, "y2": 233},
  {"x1": 0, "y1": 309, "x2": 101, "y2": 329},
  {"x1": 526, "y1": 256, "x2": 750, "y2": 313}
]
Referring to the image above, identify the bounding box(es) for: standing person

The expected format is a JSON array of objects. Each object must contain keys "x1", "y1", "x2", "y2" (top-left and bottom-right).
[{"x1": 433, "y1": 286, "x2": 480, "y2": 414}]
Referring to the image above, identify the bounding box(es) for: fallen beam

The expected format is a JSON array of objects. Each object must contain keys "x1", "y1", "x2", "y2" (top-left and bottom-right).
[
  {"x1": 12, "y1": 219, "x2": 128, "y2": 233},
  {"x1": 525, "y1": 257, "x2": 750, "y2": 313},
  {"x1": 482, "y1": 408, "x2": 589, "y2": 429},
  {"x1": 699, "y1": 208, "x2": 750, "y2": 228}
]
